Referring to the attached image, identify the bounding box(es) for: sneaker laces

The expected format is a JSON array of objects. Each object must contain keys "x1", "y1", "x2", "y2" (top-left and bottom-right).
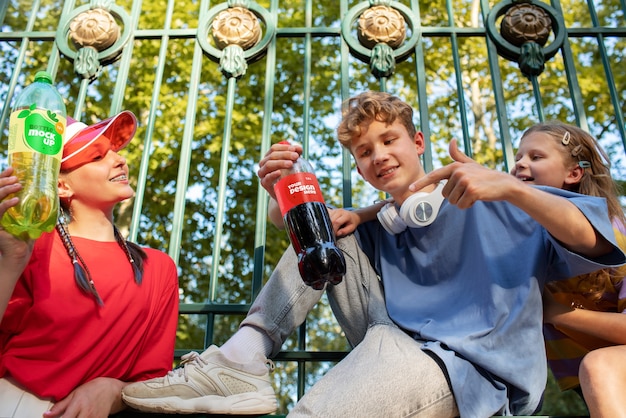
[
  {"x1": 168, "y1": 351, "x2": 276, "y2": 382},
  {"x1": 168, "y1": 351, "x2": 206, "y2": 381}
]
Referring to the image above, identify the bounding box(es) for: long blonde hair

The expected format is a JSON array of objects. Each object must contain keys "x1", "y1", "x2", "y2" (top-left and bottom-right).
[
  {"x1": 526, "y1": 121, "x2": 626, "y2": 304},
  {"x1": 521, "y1": 122, "x2": 624, "y2": 224}
]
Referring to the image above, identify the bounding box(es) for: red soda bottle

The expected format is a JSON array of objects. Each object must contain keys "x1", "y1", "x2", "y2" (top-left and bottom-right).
[{"x1": 273, "y1": 141, "x2": 346, "y2": 289}]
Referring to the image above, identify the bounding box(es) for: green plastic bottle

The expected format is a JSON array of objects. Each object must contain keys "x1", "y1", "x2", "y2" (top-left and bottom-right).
[{"x1": 1, "y1": 71, "x2": 66, "y2": 240}]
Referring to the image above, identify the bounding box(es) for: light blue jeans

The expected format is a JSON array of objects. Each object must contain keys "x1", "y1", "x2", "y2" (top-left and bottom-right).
[{"x1": 241, "y1": 234, "x2": 459, "y2": 418}]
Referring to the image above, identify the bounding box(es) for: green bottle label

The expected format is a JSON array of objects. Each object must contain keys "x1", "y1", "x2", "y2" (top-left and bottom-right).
[{"x1": 9, "y1": 105, "x2": 65, "y2": 159}]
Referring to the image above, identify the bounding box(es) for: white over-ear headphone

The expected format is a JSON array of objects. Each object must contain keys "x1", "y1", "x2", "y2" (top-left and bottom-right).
[{"x1": 377, "y1": 181, "x2": 446, "y2": 234}]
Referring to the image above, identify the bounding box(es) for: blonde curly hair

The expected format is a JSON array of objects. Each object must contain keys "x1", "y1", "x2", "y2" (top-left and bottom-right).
[{"x1": 337, "y1": 91, "x2": 416, "y2": 150}]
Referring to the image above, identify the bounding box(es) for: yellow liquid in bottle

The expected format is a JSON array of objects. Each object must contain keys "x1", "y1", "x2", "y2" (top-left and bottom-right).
[
  {"x1": 2, "y1": 153, "x2": 60, "y2": 240},
  {"x1": 1, "y1": 107, "x2": 63, "y2": 240}
]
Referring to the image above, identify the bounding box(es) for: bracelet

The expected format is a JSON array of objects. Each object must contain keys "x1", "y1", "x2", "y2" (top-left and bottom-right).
[{"x1": 570, "y1": 301, "x2": 585, "y2": 310}]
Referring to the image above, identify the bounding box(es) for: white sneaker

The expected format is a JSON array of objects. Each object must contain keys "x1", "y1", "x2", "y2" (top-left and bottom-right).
[{"x1": 122, "y1": 345, "x2": 278, "y2": 415}]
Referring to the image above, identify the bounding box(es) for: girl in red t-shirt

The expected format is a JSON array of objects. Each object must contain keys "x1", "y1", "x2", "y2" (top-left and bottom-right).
[{"x1": 0, "y1": 111, "x2": 179, "y2": 418}]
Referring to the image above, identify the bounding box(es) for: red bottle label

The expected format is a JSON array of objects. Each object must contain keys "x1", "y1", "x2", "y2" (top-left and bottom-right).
[{"x1": 274, "y1": 172, "x2": 326, "y2": 216}]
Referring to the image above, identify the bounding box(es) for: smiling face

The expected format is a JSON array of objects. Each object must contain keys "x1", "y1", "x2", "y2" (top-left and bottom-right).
[
  {"x1": 58, "y1": 136, "x2": 134, "y2": 211},
  {"x1": 511, "y1": 131, "x2": 583, "y2": 189},
  {"x1": 350, "y1": 119, "x2": 427, "y2": 204}
]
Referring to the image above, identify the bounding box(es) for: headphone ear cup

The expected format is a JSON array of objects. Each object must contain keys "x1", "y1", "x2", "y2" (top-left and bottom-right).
[
  {"x1": 399, "y1": 182, "x2": 445, "y2": 228},
  {"x1": 399, "y1": 191, "x2": 429, "y2": 228},
  {"x1": 377, "y1": 203, "x2": 407, "y2": 234}
]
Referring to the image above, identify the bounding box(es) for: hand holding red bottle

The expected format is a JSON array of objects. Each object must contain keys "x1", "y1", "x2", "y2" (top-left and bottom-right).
[{"x1": 269, "y1": 141, "x2": 346, "y2": 289}]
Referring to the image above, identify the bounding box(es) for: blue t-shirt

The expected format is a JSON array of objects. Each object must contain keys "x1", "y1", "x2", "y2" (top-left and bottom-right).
[{"x1": 355, "y1": 186, "x2": 625, "y2": 417}]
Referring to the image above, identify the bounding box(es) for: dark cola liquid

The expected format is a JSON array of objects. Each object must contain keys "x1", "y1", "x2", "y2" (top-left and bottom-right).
[{"x1": 284, "y1": 201, "x2": 346, "y2": 289}]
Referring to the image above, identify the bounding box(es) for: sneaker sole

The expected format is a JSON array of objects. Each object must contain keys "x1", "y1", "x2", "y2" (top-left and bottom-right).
[{"x1": 122, "y1": 386, "x2": 278, "y2": 415}]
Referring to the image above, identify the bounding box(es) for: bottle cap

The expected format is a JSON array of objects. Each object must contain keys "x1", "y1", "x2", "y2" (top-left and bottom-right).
[
  {"x1": 34, "y1": 70, "x2": 53, "y2": 84},
  {"x1": 278, "y1": 140, "x2": 303, "y2": 147}
]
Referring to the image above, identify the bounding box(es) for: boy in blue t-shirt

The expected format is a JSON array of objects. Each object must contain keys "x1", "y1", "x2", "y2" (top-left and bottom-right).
[{"x1": 123, "y1": 91, "x2": 625, "y2": 417}]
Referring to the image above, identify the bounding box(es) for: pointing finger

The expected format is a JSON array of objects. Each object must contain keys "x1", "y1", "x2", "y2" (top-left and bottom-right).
[{"x1": 409, "y1": 165, "x2": 455, "y2": 192}]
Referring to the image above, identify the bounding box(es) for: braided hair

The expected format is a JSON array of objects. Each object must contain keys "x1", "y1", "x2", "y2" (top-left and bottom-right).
[{"x1": 56, "y1": 205, "x2": 146, "y2": 306}]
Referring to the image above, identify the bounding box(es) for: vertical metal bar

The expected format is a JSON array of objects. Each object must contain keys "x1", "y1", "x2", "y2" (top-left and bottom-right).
[
  {"x1": 550, "y1": 0, "x2": 589, "y2": 130},
  {"x1": 205, "y1": 313, "x2": 215, "y2": 349},
  {"x1": 414, "y1": 45, "x2": 433, "y2": 172},
  {"x1": 47, "y1": 0, "x2": 78, "y2": 82},
  {"x1": 445, "y1": 0, "x2": 472, "y2": 158},
  {"x1": 379, "y1": 76, "x2": 387, "y2": 92},
  {"x1": 109, "y1": 0, "x2": 142, "y2": 115},
  {"x1": 168, "y1": 0, "x2": 208, "y2": 265},
  {"x1": 531, "y1": 76, "x2": 545, "y2": 122},
  {"x1": 54, "y1": 0, "x2": 80, "y2": 117},
  {"x1": 252, "y1": 0, "x2": 279, "y2": 300},
  {"x1": 411, "y1": 0, "x2": 433, "y2": 173},
  {"x1": 130, "y1": 0, "x2": 177, "y2": 241},
  {"x1": 585, "y1": 0, "x2": 626, "y2": 149},
  {"x1": 480, "y1": 0, "x2": 515, "y2": 171},
  {"x1": 340, "y1": 1, "x2": 353, "y2": 209},
  {"x1": 0, "y1": 0, "x2": 43, "y2": 135},
  {"x1": 297, "y1": 0, "x2": 314, "y2": 400},
  {"x1": 73, "y1": 79, "x2": 90, "y2": 117},
  {"x1": 208, "y1": 76, "x2": 237, "y2": 301},
  {"x1": 0, "y1": 1, "x2": 8, "y2": 26},
  {"x1": 301, "y1": 0, "x2": 313, "y2": 159}
]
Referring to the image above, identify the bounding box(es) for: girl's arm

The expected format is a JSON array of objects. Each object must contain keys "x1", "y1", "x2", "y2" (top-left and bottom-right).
[
  {"x1": 410, "y1": 140, "x2": 614, "y2": 258},
  {"x1": 0, "y1": 167, "x2": 34, "y2": 319},
  {"x1": 544, "y1": 289, "x2": 626, "y2": 345},
  {"x1": 44, "y1": 377, "x2": 128, "y2": 418},
  {"x1": 269, "y1": 197, "x2": 388, "y2": 237},
  {"x1": 330, "y1": 200, "x2": 390, "y2": 237}
]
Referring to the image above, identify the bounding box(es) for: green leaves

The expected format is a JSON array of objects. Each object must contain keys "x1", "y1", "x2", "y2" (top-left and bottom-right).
[{"x1": 46, "y1": 109, "x2": 59, "y2": 122}]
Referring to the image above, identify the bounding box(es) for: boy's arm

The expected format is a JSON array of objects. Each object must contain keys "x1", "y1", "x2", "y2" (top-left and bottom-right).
[
  {"x1": 258, "y1": 143, "x2": 301, "y2": 230},
  {"x1": 268, "y1": 198, "x2": 285, "y2": 229},
  {"x1": 259, "y1": 142, "x2": 389, "y2": 235},
  {"x1": 410, "y1": 140, "x2": 613, "y2": 258}
]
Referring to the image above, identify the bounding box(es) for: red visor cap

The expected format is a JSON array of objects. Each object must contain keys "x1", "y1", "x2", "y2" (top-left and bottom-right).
[{"x1": 60, "y1": 110, "x2": 137, "y2": 172}]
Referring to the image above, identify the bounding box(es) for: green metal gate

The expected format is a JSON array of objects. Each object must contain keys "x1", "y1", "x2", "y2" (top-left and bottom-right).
[{"x1": 1, "y1": 0, "x2": 624, "y2": 414}]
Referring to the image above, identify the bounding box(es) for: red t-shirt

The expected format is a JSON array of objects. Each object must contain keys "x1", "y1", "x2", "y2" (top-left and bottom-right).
[{"x1": 0, "y1": 231, "x2": 179, "y2": 400}]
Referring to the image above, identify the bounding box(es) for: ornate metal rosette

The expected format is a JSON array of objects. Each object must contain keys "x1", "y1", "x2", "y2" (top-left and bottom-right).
[
  {"x1": 69, "y1": 8, "x2": 120, "y2": 50},
  {"x1": 197, "y1": 2, "x2": 274, "y2": 78},
  {"x1": 357, "y1": 5, "x2": 406, "y2": 49},
  {"x1": 486, "y1": 0, "x2": 565, "y2": 77},
  {"x1": 500, "y1": 3, "x2": 551, "y2": 47},
  {"x1": 56, "y1": 1, "x2": 132, "y2": 81},
  {"x1": 211, "y1": 6, "x2": 262, "y2": 50},
  {"x1": 341, "y1": 1, "x2": 419, "y2": 78}
]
